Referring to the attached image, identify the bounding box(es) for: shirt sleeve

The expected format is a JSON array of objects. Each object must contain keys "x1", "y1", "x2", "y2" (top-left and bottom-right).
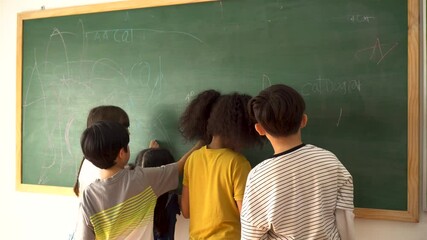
[
  {"x1": 336, "y1": 209, "x2": 356, "y2": 240},
  {"x1": 232, "y1": 157, "x2": 251, "y2": 201},
  {"x1": 182, "y1": 154, "x2": 191, "y2": 187},
  {"x1": 141, "y1": 163, "x2": 179, "y2": 197},
  {"x1": 74, "y1": 203, "x2": 95, "y2": 240},
  {"x1": 240, "y1": 170, "x2": 269, "y2": 240},
  {"x1": 336, "y1": 170, "x2": 354, "y2": 211}
]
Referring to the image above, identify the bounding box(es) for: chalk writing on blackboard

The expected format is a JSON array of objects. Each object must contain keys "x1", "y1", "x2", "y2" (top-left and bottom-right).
[
  {"x1": 23, "y1": 19, "x2": 184, "y2": 187},
  {"x1": 301, "y1": 76, "x2": 361, "y2": 96},
  {"x1": 336, "y1": 107, "x2": 343, "y2": 127},
  {"x1": 355, "y1": 38, "x2": 399, "y2": 64},
  {"x1": 262, "y1": 74, "x2": 272, "y2": 89},
  {"x1": 85, "y1": 28, "x2": 205, "y2": 44},
  {"x1": 348, "y1": 14, "x2": 375, "y2": 23},
  {"x1": 185, "y1": 91, "x2": 195, "y2": 102}
]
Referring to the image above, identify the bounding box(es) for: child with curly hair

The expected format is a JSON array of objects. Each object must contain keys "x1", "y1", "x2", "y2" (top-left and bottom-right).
[{"x1": 179, "y1": 89, "x2": 262, "y2": 239}]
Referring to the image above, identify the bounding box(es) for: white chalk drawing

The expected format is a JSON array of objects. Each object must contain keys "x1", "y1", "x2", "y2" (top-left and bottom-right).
[
  {"x1": 23, "y1": 18, "x2": 202, "y2": 184},
  {"x1": 262, "y1": 74, "x2": 272, "y2": 89},
  {"x1": 355, "y1": 38, "x2": 398, "y2": 64},
  {"x1": 301, "y1": 76, "x2": 361, "y2": 96}
]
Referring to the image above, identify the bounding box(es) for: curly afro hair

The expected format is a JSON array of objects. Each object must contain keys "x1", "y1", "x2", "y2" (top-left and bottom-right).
[
  {"x1": 207, "y1": 92, "x2": 262, "y2": 149},
  {"x1": 179, "y1": 89, "x2": 221, "y2": 143},
  {"x1": 180, "y1": 89, "x2": 262, "y2": 149}
]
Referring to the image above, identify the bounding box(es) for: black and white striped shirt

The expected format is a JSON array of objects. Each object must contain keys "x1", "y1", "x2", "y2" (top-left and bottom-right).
[{"x1": 241, "y1": 144, "x2": 354, "y2": 240}]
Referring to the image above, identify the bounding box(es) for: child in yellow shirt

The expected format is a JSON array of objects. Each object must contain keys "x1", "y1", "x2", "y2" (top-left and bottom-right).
[{"x1": 179, "y1": 90, "x2": 262, "y2": 239}]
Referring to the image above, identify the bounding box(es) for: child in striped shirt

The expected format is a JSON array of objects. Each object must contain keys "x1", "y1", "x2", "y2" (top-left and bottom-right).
[{"x1": 241, "y1": 84, "x2": 355, "y2": 240}]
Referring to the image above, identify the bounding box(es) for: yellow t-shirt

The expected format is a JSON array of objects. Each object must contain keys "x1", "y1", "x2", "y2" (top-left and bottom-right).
[{"x1": 183, "y1": 146, "x2": 251, "y2": 239}]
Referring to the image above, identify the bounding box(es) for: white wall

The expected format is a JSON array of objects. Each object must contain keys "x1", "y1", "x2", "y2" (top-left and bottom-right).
[{"x1": 0, "y1": 0, "x2": 426, "y2": 239}]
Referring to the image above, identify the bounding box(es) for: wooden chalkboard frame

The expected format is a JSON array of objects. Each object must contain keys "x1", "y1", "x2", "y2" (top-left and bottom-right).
[
  {"x1": 422, "y1": 0, "x2": 427, "y2": 212},
  {"x1": 351, "y1": 0, "x2": 419, "y2": 222},
  {"x1": 16, "y1": 0, "x2": 419, "y2": 222}
]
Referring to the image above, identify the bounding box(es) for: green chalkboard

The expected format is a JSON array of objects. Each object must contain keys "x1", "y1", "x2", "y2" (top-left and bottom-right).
[{"x1": 17, "y1": 0, "x2": 419, "y2": 221}]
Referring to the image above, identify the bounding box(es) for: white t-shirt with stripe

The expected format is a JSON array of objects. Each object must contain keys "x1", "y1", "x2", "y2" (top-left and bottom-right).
[{"x1": 241, "y1": 144, "x2": 354, "y2": 240}]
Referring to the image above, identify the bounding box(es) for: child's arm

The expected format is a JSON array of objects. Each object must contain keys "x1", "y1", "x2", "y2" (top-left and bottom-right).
[
  {"x1": 336, "y1": 209, "x2": 356, "y2": 240},
  {"x1": 235, "y1": 200, "x2": 242, "y2": 213},
  {"x1": 176, "y1": 140, "x2": 204, "y2": 174},
  {"x1": 234, "y1": 158, "x2": 251, "y2": 214},
  {"x1": 148, "y1": 140, "x2": 159, "y2": 148},
  {"x1": 181, "y1": 185, "x2": 190, "y2": 218},
  {"x1": 74, "y1": 204, "x2": 95, "y2": 239},
  {"x1": 336, "y1": 174, "x2": 356, "y2": 240},
  {"x1": 240, "y1": 170, "x2": 269, "y2": 239}
]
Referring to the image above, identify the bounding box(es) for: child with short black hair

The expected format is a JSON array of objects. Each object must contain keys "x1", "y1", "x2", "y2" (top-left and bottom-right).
[
  {"x1": 241, "y1": 84, "x2": 355, "y2": 240},
  {"x1": 180, "y1": 90, "x2": 262, "y2": 239},
  {"x1": 75, "y1": 120, "x2": 200, "y2": 239},
  {"x1": 73, "y1": 105, "x2": 130, "y2": 197}
]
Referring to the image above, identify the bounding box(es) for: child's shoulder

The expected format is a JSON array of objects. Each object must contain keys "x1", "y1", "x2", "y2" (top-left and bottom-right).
[
  {"x1": 252, "y1": 144, "x2": 337, "y2": 169},
  {"x1": 304, "y1": 144, "x2": 338, "y2": 158},
  {"x1": 215, "y1": 148, "x2": 250, "y2": 165}
]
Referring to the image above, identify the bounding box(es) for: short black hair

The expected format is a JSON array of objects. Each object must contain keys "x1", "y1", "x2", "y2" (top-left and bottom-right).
[
  {"x1": 74, "y1": 105, "x2": 130, "y2": 196},
  {"x1": 134, "y1": 148, "x2": 175, "y2": 168},
  {"x1": 80, "y1": 120, "x2": 129, "y2": 169},
  {"x1": 248, "y1": 84, "x2": 305, "y2": 137}
]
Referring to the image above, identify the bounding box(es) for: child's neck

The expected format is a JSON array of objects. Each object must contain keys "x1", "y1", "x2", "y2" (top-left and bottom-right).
[
  {"x1": 99, "y1": 164, "x2": 124, "y2": 180},
  {"x1": 267, "y1": 132, "x2": 303, "y2": 155},
  {"x1": 208, "y1": 136, "x2": 235, "y2": 150}
]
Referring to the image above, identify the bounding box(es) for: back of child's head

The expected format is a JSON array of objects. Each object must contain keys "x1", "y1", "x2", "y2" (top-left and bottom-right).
[
  {"x1": 80, "y1": 120, "x2": 130, "y2": 169},
  {"x1": 74, "y1": 105, "x2": 130, "y2": 196},
  {"x1": 179, "y1": 89, "x2": 221, "y2": 143},
  {"x1": 87, "y1": 105, "x2": 130, "y2": 128},
  {"x1": 134, "y1": 148, "x2": 175, "y2": 168},
  {"x1": 248, "y1": 84, "x2": 306, "y2": 137},
  {"x1": 207, "y1": 92, "x2": 262, "y2": 149}
]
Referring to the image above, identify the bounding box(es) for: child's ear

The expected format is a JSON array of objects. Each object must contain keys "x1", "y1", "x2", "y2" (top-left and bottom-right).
[
  {"x1": 300, "y1": 114, "x2": 308, "y2": 128},
  {"x1": 254, "y1": 123, "x2": 266, "y2": 136},
  {"x1": 118, "y1": 146, "x2": 129, "y2": 160}
]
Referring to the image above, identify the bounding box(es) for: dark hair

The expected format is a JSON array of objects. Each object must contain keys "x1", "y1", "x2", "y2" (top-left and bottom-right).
[
  {"x1": 86, "y1": 105, "x2": 130, "y2": 128},
  {"x1": 206, "y1": 92, "x2": 262, "y2": 149},
  {"x1": 134, "y1": 148, "x2": 176, "y2": 236},
  {"x1": 74, "y1": 105, "x2": 129, "y2": 196},
  {"x1": 135, "y1": 148, "x2": 175, "y2": 168},
  {"x1": 80, "y1": 121, "x2": 129, "y2": 169},
  {"x1": 248, "y1": 84, "x2": 305, "y2": 137},
  {"x1": 179, "y1": 89, "x2": 221, "y2": 143}
]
